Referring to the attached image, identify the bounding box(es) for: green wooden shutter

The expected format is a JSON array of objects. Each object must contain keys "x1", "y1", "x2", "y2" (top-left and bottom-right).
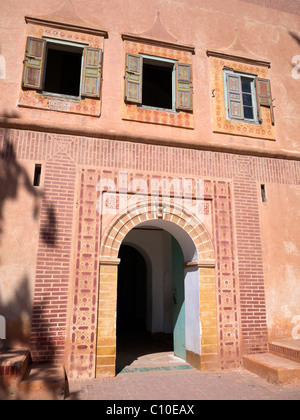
[
  {"x1": 175, "y1": 63, "x2": 193, "y2": 111},
  {"x1": 22, "y1": 37, "x2": 46, "y2": 90},
  {"x1": 255, "y1": 78, "x2": 274, "y2": 125},
  {"x1": 226, "y1": 73, "x2": 244, "y2": 120},
  {"x1": 124, "y1": 53, "x2": 143, "y2": 104},
  {"x1": 81, "y1": 47, "x2": 102, "y2": 98}
]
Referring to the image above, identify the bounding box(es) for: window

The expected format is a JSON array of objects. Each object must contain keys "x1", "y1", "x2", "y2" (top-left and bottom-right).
[
  {"x1": 224, "y1": 69, "x2": 274, "y2": 125},
  {"x1": 33, "y1": 164, "x2": 42, "y2": 187},
  {"x1": 124, "y1": 53, "x2": 193, "y2": 112},
  {"x1": 142, "y1": 56, "x2": 175, "y2": 111},
  {"x1": 43, "y1": 40, "x2": 84, "y2": 97},
  {"x1": 22, "y1": 37, "x2": 102, "y2": 99}
]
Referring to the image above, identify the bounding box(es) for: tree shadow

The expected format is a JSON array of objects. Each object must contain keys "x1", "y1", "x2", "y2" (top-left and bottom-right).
[
  {"x1": 289, "y1": 31, "x2": 300, "y2": 46},
  {"x1": 0, "y1": 128, "x2": 65, "y2": 399},
  {"x1": 40, "y1": 204, "x2": 57, "y2": 248},
  {"x1": 0, "y1": 274, "x2": 73, "y2": 400},
  {"x1": 0, "y1": 128, "x2": 60, "y2": 251},
  {"x1": 0, "y1": 131, "x2": 41, "y2": 248}
]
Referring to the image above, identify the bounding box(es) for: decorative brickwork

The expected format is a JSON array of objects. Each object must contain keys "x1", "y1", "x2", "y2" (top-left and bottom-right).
[
  {"x1": 233, "y1": 163, "x2": 268, "y2": 354},
  {"x1": 30, "y1": 154, "x2": 76, "y2": 363},
  {"x1": 69, "y1": 168, "x2": 100, "y2": 379}
]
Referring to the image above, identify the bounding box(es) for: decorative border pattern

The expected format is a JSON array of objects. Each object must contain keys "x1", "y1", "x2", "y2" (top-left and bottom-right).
[
  {"x1": 18, "y1": 22, "x2": 104, "y2": 117},
  {"x1": 68, "y1": 169, "x2": 100, "y2": 379},
  {"x1": 122, "y1": 40, "x2": 194, "y2": 129},
  {"x1": 208, "y1": 55, "x2": 276, "y2": 140}
]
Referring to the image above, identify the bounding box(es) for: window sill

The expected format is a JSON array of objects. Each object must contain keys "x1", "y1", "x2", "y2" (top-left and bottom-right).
[
  {"x1": 39, "y1": 91, "x2": 83, "y2": 101},
  {"x1": 138, "y1": 104, "x2": 179, "y2": 114},
  {"x1": 19, "y1": 88, "x2": 100, "y2": 117}
]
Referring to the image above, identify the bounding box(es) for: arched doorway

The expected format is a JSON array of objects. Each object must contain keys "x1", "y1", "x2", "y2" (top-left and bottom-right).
[{"x1": 96, "y1": 200, "x2": 217, "y2": 377}]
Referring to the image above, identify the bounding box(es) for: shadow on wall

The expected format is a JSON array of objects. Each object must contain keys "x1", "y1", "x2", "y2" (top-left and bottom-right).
[
  {"x1": 0, "y1": 126, "x2": 40, "y2": 249},
  {"x1": 0, "y1": 123, "x2": 59, "y2": 250},
  {"x1": 0, "y1": 132, "x2": 68, "y2": 398},
  {"x1": 0, "y1": 127, "x2": 58, "y2": 348},
  {"x1": 0, "y1": 275, "x2": 32, "y2": 350},
  {"x1": 0, "y1": 275, "x2": 72, "y2": 400},
  {"x1": 289, "y1": 31, "x2": 300, "y2": 46}
]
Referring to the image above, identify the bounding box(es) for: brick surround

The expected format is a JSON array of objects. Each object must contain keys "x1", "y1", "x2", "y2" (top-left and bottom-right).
[
  {"x1": 30, "y1": 155, "x2": 77, "y2": 363},
  {"x1": 1, "y1": 128, "x2": 299, "y2": 376}
]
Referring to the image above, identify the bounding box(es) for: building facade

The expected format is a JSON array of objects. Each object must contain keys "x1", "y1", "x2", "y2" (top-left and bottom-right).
[{"x1": 0, "y1": 0, "x2": 300, "y2": 380}]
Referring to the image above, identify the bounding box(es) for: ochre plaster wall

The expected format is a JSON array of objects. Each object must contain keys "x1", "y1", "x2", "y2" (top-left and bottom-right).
[
  {"x1": 0, "y1": 159, "x2": 41, "y2": 347},
  {"x1": 260, "y1": 184, "x2": 300, "y2": 341}
]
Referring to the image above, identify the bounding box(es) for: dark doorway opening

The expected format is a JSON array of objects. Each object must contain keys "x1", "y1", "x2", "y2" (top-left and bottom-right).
[
  {"x1": 116, "y1": 244, "x2": 173, "y2": 373},
  {"x1": 117, "y1": 245, "x2": 147, "y2": 338}
]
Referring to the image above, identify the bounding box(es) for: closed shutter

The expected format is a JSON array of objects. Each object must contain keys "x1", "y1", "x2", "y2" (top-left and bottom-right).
[
  {"x1": 81, "y1": 47, "x2": 103, "y2": 98},
  {"x1": 226, "y1": 73, "x2": 244, "y2": 120},
  {"x1": 22, "y1": 37, "x2": 46, "y2": 90},
  {"x1": 124, "y1": 53, "x2": 143, "y2": 104},
  {"x1": 255, "y1": 78, "x2": 274, "y2": 125},
  {"x1": 175, "y1": 63, "x2": 193, "y2": 111}
]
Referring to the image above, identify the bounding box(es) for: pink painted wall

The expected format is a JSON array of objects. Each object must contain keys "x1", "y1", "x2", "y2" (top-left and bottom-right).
[
  {"x1": 0, "y1": 0, "x2": 299, "y2": 154},
  {"x1": 0, "y1": 0, "x2": 299, "y2": 354}
]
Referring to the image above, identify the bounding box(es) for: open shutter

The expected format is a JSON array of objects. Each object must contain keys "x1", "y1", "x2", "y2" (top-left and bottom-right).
[
  {"x1": 255, "y1": 78, "x2": 274, "y2": 125},
  {"x1": 226, "y1": 73, "x2": 244, "y2": 120},
  {"x1": 175, "y1": 63, "x2": 193, "y2": 111},
  {"x1": 22, "y1": 37, "x2": 46, "y2": 90},
  {"x1": 81, "y1": 47, "x2": 102, "y2": 98},
  {"x1": 124, "y1": 53, "x2": 143, "y2": 104}
]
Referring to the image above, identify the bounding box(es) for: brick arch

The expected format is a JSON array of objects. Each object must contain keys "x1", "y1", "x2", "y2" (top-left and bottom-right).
[
  {"x1": 96, "y1": 198, "x2": 218, "y2": 377},
  {"x1": 100, "y1": 199, "x2": 215, "y2": 263}
]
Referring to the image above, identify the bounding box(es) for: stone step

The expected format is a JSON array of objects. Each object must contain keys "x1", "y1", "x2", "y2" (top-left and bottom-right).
[
  {"x1": 243, "y1": 352, "x2": 300, "y2": 386},
  {"x1": 269, "y1": 339, "x2": 300, "y2": 363},
  {"x1": 0, "y1": 349, "x2": 30, "y2": 388},
  {"x1": 17, "y1": 363, "x2": 67, "y2": 400}
]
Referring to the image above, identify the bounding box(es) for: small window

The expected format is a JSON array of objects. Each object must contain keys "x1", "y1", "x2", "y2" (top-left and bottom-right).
[
  {"x1": 261, "y1": 184, "x2": 267, "y2": 203},
  {"x1": 124, "y1": 53, "x2": 193, "y2": 112},
  {"x1": 33, "y1": 164, "x2": 42, "y2": 187},
  {"x1": 223, "y1": 70, "x2": 274, "y2": 125},
  {"x1": 224, "y1": 70, "x2": 258, "y2": 123},
  {"x1": 22, "y1": 37, "x2": 103, "y2": 99}
]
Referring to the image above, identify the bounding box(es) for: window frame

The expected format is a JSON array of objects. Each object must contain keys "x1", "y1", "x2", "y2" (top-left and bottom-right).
[
  {"x1": 223, "y1": 69, "x2": 259, "y2": 124},
  {"x1": 139, "y1": 53, "x2": 178, "y2": 113},
  {"x1": 40, "y1": 38, "x2": 87, "y2": 100}
]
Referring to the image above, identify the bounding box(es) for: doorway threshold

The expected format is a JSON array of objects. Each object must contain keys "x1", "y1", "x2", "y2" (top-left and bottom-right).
[{"x1": 117, "y1": 351, "x2": 195, "y2": 375}]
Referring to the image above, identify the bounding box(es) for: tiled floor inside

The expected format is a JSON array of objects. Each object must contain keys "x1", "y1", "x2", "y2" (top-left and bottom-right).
[{"x1": 115, "y1": 329, "x2": 192, "y2": 374}]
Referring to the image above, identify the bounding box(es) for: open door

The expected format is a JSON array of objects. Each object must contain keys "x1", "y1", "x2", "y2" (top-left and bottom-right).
[{"x1": 172, "y1": 236, "x2": 186, "y2": 360}]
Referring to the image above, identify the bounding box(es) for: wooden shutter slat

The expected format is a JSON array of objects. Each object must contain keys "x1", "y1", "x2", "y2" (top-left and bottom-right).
[
  {"x1": 22, "y1": 37, "x2": 46, "y2": 90},
  {"x1": 124, "y1": 53, "x2": 143, "y2": 104},
  {"x1": 175, "y1": 63, "x2": 193, "y2": 111},
  {"x1": 81, "y1": 47, "x2": 102, "y2": 98},
  {"x1": 226, "y1": 73, "x2": 244, "y2": 120},
  {"x1": 255, "y1": 78, "x2": 274, "y2": 125}
]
